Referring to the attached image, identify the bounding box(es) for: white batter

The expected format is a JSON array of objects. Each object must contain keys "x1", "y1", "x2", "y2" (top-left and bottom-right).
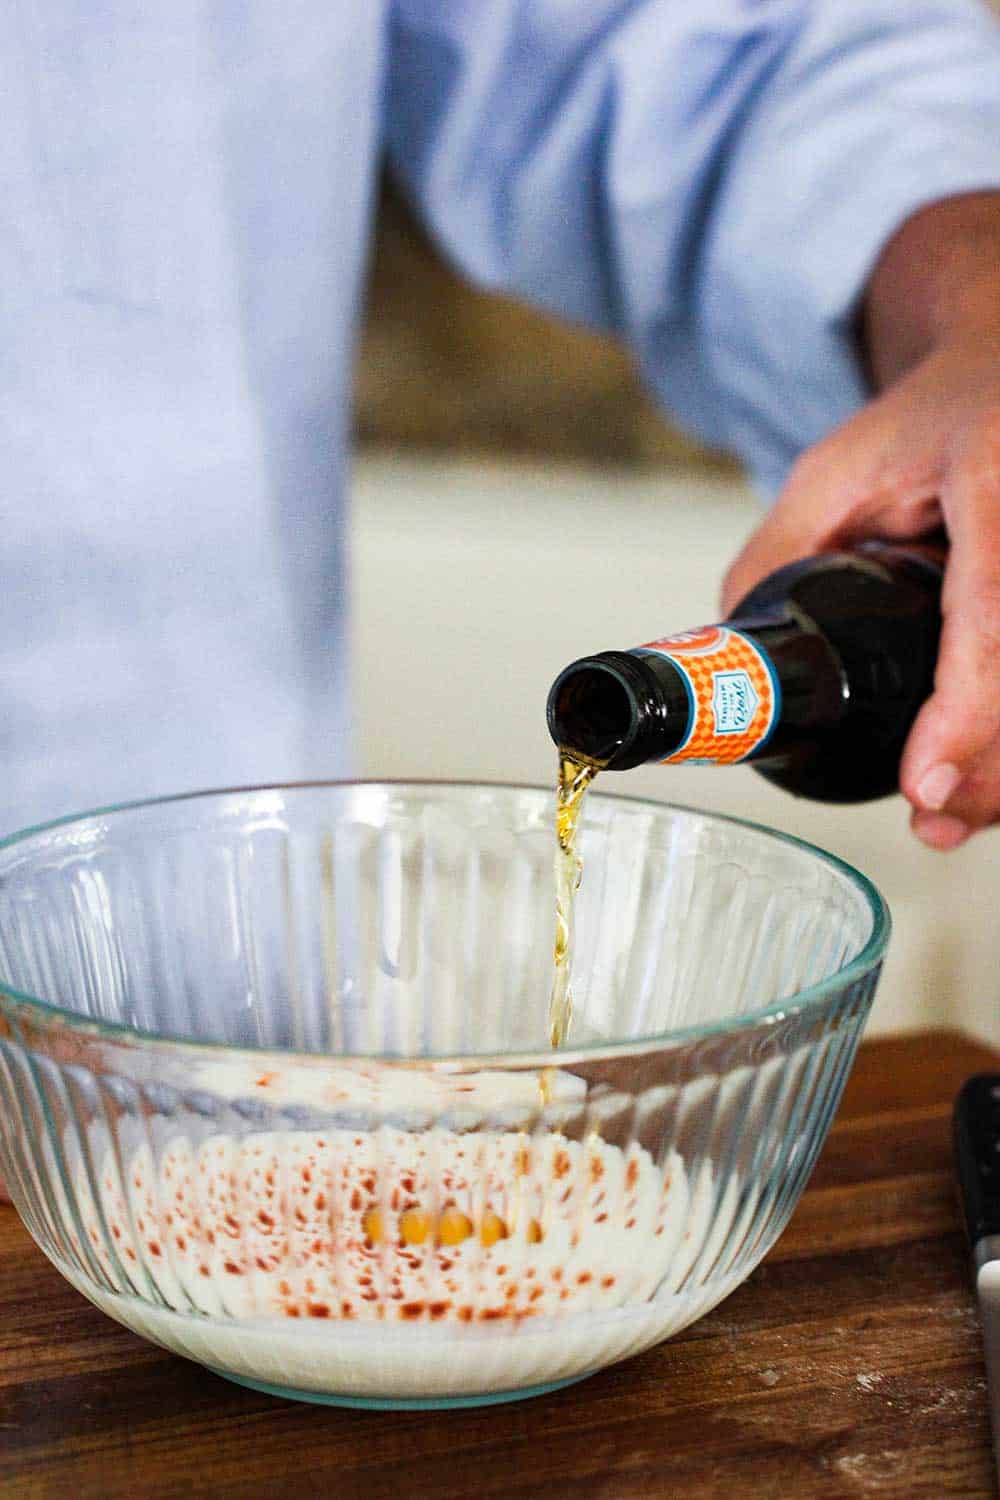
[{"x1": 47, "y1": 1062, "x2": 753, "y2": 1398}]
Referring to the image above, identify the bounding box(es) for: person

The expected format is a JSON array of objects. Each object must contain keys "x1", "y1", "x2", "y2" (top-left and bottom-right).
[{"x1": 2, "y1": 0, "x2": 1000, "y2": 857}]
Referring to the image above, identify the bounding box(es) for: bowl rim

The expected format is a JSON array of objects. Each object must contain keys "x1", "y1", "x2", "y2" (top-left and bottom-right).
[{"x1": 0, "y1": 779, "x2": 891, "y2": 1067}]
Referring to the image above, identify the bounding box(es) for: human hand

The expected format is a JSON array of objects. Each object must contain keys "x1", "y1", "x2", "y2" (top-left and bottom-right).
[{"x1": 721, "y1": 327, "x2": 1000, "y2": 850}]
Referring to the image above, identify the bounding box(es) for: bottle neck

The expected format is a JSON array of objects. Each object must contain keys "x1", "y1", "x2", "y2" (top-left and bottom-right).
[
  {"x1": 547, "y1": 615, "x2": 847, "y2": 770},
  {"x1": 546, "y1": 651, "x2": 688, "y2": 769}
]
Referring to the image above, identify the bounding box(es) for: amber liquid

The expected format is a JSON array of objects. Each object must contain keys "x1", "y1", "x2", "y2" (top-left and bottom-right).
[{"x1": 548, "y1": 752, "x2": 600, "y2": 1051}]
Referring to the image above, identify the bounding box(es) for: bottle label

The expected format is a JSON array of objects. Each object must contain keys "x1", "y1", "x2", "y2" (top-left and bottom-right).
[{"x1": 636, "y1": 625, "x2": 781, "y2": 764}]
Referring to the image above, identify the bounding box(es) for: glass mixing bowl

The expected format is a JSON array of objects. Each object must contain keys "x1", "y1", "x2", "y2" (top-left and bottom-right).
[{"x1": 0, "y1": 782, "x2": 888, "y2": 1409}]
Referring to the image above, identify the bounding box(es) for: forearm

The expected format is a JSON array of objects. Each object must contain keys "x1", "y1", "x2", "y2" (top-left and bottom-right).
[{"x1": 862, "y1": 191, "x2": 1000, "y2": 389}]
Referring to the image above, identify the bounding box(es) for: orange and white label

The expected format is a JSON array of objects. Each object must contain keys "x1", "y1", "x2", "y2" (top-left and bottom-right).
[{"x1": 637, "y1": 626, "x2": 780, "y2": 764}]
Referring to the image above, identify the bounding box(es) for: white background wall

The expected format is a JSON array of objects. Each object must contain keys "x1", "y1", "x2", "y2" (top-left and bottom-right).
[{"x1": 352, "y1": 452, "x2": 999, "y2": 1045}]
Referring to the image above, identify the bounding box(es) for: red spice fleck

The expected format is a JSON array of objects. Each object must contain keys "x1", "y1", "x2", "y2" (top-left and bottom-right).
[
  {"x1": 401, "y1": 1302, "x2": 424, "y2": 1320},
  {"x1": 148, "y1": 1241, "x2": 162, "y2": 1258},
  {"x1": 311, "y1": 1238, "x2": 323, "y2": 1255},
  {"x1": 625, "y1": 1218, "x2": 636, "y2": 1230},
  {"x1": 256, "y1": 1256, "x2": 272, "y2": 1271},
  {"x1": 625, "y1": 1159, "x2": 639, "y2": 1190},
  {"x1": 496, "y1": 1265, "x2": 508, "y2": 1276},
  {"x1": 306, "y1": 1278, "x2": 316, "y2": 1295},
  {"x1": 341, "y1": 1301, "x2": 354, "y2": 1319},
  {"x1": 601, "y1": 1276, "x2": 615, "y2": 1289},
  {"x1": 165, "y1": 1212, "x2": 174, "y2": 1226},
  {"x1": 176, "y1": 1236, "x2": 187, "y2": 1252},
  {"x1": 358, "y1": 1274, "x2": 373, "y2": 1287},
  {"x1": 362, "y1": 1176, "x2": 375, "y2": 1194},
  {"x1": 112, "y1": 1225, "x2": 122, "y2": 1240},
  {"x1": 553, "y1": 1151, "x2": 570, "y2": 1180},
  {"x1": 207, "y1": 1230, "x2": 216, "y2": 1245},
  {"x1": 133, "y1": 1176, "x2": 141, "y2": 1188},
  {"x1": 126, "y1": 1249, "x2": 137, "y2": 1261},
  {"x1": 429, "y1": 1301, "x2": 450, "y2": 1320},
  {"x1": 265, "y1": 1171, "x2": 275, "y2": 1188},
  {"x1": 361, "y1": 1289, "x2": 379, "y2": 1302},
  {"x1": 314, "y1": 1192, "x2": 326, "y2": 1212},
  {"x1": 390, "y1": 1189, "x2": 400, "y2": 1211},
  {"x1": 285, "y1": 1305, "x2": 301, "y2": 1318},
  {"x1": 278, "y1": 1280, "x2": 291, "y2": 1296},
  {"x1": 595, "y1": 1213, "x2": 608, "y2": 1224},
  {"x1": 560, "y1": 1289, "x2": 570, "y2": 1301},
  {"x1": 255, "y1": 1072, "x2": 277, "y2": 1088},
  {"x1": 530, "y1": 1286, "x2": 544, "y2": 1303},
  {"x1": 458, "y1": 1306, "x2": 474, "y2": 1323},
  {"x1": 576, "y1": 1272, "x2": 592, "y2": 1285},
  {"x1": 199, "y1": 1265, "x2": 211, "y2": 1278},
  {"x1": 294, "y1": 1208, "x2": 307, "y2": 1226},
  {"x1": 223, "y1": 1214, "x2": 240, "y2": 1236},
  {"x1": 438, "y1": 1257, "x2": 453, "y2": 1271},
  {"x1": 354, "y1": 1138, "x2": 363, "y2": 1147},
  {"x1": 560, "y1": 1188, "x2": 572, "y2": 1204},
  {"x1": 590, "y1": 1157, "x2": 604, "y2": 1182},
  {"x1": 350, "y1": 1188, "x2": 362, "y2": 1212},
  {"x1": 307, "y1": 1302, "x2": 331, "y2": 1318},
  {"x1": 258, "y1": 1209, "x2": 275, "y2": 1227},
  {"x1": 655, "y1": 1226, "x2": 664, "y2": 1236},
  {"x1": 479, "y1": 1309, "x2": 506, "y2": 1321},
  {"x1": 505, "y1": 1286, "x2": 517, "y2": 1300},
  {"x1": 301, "y1": 1166, "x2": 312, "y2": 1185},
  {"x1": 389, "y1": 1289, "x2": 404, "y2": 1300},
  {"x1": 224, "y1": 1260, "x2": 242, "y2": 1275},
  {"x1": 400, "y1": 1174, "x2": 415, "y2": 1193},
  {"x1": 552, "y1": 1268, "x2": 563, "y2": 1282}
]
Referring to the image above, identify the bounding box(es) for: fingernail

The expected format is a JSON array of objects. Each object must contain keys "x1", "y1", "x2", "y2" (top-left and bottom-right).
[
  {"x1": 916, "y1": 762, "x2": 962, "y2": 811},
  {"x1": 913, "y1": 813, "x2": 970, "y2": 851}
]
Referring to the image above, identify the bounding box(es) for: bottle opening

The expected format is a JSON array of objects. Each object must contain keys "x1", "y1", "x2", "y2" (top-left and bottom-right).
[{"x1": 547, "y1": 663, "x2": 637, "y2": 765}]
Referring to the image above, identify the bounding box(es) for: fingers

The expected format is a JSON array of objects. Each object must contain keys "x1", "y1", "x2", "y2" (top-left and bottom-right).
[
  {"x1": 900, "y1": 425, "x2": 1000, "y2": 835},
  {"x1": 722, "y1": 373, "x2": 1000, "y2": 849},
  {"x1": 721, "y1": 370, "x2": 948, "y2": 617}
]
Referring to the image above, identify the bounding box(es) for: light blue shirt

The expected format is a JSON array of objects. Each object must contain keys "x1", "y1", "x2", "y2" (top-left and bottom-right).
[{"x1": 3, "y1": 0, "x2": 1000, "y2": 835}]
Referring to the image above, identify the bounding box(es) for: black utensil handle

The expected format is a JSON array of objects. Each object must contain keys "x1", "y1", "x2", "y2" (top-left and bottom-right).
[{"x1": 954, "y1": 1074, "x2": 1000, "y2": 1250}]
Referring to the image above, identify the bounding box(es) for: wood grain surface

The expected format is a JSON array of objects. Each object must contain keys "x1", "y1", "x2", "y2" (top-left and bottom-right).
[{"x1": 2, "y1": 1030, "x2": 997, "y2": 1499}]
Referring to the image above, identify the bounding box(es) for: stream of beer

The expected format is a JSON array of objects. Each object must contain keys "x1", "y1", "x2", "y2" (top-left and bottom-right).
[{"x1": 548, "y1": 753, "x2": 600, "y2": 1051}]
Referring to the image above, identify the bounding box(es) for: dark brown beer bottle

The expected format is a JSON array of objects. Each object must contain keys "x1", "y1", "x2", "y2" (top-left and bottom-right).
[{"x1": 546, "y1": 543, "x2": 943, "y2": 803}]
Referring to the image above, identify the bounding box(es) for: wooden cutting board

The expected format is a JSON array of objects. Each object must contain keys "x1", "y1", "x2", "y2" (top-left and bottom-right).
[{"x1": 2, "y1": 1029, "x2": 997, "y2": 1499}]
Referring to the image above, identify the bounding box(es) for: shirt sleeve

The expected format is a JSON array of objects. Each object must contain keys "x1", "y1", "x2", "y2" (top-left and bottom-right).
[{"x1": 385, "y1": 0, "x2": 1000, "y2": 495}]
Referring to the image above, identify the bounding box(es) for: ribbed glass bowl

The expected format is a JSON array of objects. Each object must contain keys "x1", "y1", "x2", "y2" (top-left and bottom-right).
[{"x1": 0, "y1": 782, "x2": 888, "y2": 1408}]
